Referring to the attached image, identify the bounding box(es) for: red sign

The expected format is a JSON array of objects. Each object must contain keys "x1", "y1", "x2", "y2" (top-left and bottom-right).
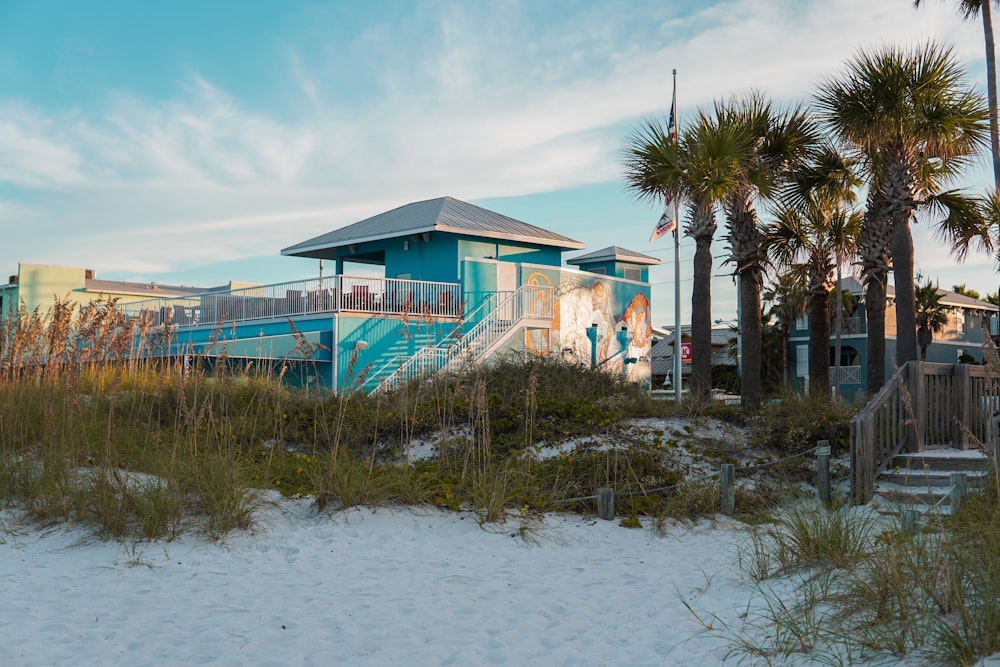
[{"x1": 680, "y1": 342, "x2": 692, "y2": 364}]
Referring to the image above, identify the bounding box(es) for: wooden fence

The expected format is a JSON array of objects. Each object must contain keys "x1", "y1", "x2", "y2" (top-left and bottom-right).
[{"x1": 850, "y1": 361, "x2": 999, "y2": 503}]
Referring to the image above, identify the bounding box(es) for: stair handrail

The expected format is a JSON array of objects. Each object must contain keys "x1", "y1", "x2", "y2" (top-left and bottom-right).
[
  {"x1": 850, "y1": 360, "x2": 998, "y2": 504},
  {"x1": 850, "y1": 364, "x2": 910, "y2": 504},
  {"x1": 374, "y1": 284, "x2": 552, "y2": 393}
]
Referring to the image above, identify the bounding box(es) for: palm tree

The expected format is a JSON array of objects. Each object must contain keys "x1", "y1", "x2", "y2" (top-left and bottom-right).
[
  {"x1": 623, "y1": 110, "x2": 752, "y2": 398},
  {"x1": 914, "y1": 0, "x2": 1000, "y2": 186},
  {"x1": 766, "y1": 149, "x2": 861, "y2": 398},
  {"x1": 762, "y1": 270, "x2": 808, "y2": 391},
  {"x1": 915, "y1": 280, "x2": 950, "y2": 360},
  {"x1": 815, "y1": 43, "x2": 988, "y2": 391},
  {"x1": 784, "y1": 146, "x2": 863, "y2": 398},
  {"x1": 715, "y1": 93, "x2": 820, "y2": 408}
]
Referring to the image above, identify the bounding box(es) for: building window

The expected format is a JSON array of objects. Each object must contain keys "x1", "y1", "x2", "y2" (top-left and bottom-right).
[
  {"x1": 623, "y1": 267, "x2": 641, "y2": 281},
  {"x1": 796, "y1": 345, "x2": 809, "y2": 378},
  {"x1": 955, "y1": 309, "x2": 965, "y2": 335}
]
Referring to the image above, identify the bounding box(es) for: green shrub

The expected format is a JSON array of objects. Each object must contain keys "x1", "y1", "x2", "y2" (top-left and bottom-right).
[{"x1": 749, "y1": 394, "x2": 854, "y2": 456}]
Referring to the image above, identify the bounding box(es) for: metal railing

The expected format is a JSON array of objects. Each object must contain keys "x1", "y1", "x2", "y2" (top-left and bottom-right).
[
  {"x1": 374, "y1": 284, "x2": 553, "y2": 393},
  {"x1": 119, "y1": 275, "x2": 463, "y2": 326},
  {"x1": 851, "y1": 361, "x2": 999, "y2": 503}
]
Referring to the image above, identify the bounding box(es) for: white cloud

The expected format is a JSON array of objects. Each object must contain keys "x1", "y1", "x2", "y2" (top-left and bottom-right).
[{"x1": 0, "y1": 0, "x2": 991, "y2": 300}]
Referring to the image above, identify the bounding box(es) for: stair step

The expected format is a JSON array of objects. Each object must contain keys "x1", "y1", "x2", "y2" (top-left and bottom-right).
[
  {"x1": 890, "y1": 450, "x2": 993, "y2": 473},
  {"x1": 872, "y1": 498, "x2": 955, "y2": 517},
  {"x1": 880, "y1": 469, "x2": 989, "y2": 487}
]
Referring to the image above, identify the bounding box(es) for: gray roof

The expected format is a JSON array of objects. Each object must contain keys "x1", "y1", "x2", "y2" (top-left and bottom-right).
[
  {"x1": 282, "y1": 196, "x2": 584, "y2": 258},
  {"x1": 567, "y1": 246, "x2": 661, "y2": 266},
  {"x1": 650, "y1": 327, "x2": 737, "y2": 375},
  {"x1": 85, "y1": 278, "x2": 207, "y2": 298},
  {"x1": 839, "y1": 276, "x2": 998, "y2": 312}
]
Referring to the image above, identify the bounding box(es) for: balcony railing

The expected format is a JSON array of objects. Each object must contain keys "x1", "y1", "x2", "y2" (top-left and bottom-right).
[
  {"x1": 830, "y1": 365, "x2": 862, "y2": 385},
  {"x1": 832, "y1": 317, "x2": 863, "y2": 335},
  {"x1": 120, "y1": 275, "x2": 463, "y2": 327}
]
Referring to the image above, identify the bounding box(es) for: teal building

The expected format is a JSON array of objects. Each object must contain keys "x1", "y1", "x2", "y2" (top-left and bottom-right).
[{"x1": 120, "y1": 197, "x2": 658, "y2": 393}]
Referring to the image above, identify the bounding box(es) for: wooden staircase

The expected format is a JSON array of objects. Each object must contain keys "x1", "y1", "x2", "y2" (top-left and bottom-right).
[
  {"x1": 852, "y1": 361, "x2": 998, "y2": 512},
  {"x1": 874, "y1": 449, "x2": 992, "y2": 516}
]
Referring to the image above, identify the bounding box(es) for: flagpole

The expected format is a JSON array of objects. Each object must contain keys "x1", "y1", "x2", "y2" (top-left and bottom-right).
[{"x1": 671, "y1": 68, "x2": 682, "y2": 403}]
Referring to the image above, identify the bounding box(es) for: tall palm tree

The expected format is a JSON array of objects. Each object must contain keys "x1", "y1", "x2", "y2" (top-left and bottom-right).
[
  {"x1": 623, "y1": 111, "x2": 753, "y2": 398},
  {"x1": 784, "y1": 146, "x2": 864, "y2": 398},
  {"x1": 715, "y1": 94, "x2": 820, "y2": 408},
  {"x1": 815, "y1": 42, "x2": 988, "y2": 391},
  {"x1": 915, "y1": 0, "x2": 1000, "y2": 186},
  {"x1": 766, "y1": 149, "x2": 861, "y2": 398},
  {"x1": 915, "y1": 279, "x2": 951, "y2": 360}
]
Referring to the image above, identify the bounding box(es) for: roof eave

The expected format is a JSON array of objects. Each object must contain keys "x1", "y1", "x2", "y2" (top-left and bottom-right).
[{"x1": 281, "y1": 224, "x2": 584, "y2": 257}]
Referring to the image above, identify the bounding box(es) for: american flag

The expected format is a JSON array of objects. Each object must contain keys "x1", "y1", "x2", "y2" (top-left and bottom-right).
[{"x1": 667, "y1": 101, "x2": 676, "y2": 141}]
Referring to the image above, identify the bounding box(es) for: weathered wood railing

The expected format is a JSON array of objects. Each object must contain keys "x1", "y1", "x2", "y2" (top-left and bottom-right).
[{"x1": 851, "y1": 361, "x2": 999, "y2": 503}]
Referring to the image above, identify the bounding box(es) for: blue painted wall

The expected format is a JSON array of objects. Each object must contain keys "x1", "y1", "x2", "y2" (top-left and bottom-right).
[{"x1": 572, "y1": 260, "x2": 651, "y2": 282}]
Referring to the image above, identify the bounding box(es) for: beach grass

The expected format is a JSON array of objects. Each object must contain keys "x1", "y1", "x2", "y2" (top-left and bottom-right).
[{"x1": 5, "y1": 299, "x2": 1000, "y2": 664}]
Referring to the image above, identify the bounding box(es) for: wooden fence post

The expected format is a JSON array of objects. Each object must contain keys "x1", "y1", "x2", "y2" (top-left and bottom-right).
[
  {"x1": 901, "y1": 509, "x2": 920, "y2": 535},
  {"x1": 720, "y1": 464, "x2": 735, "y2": 516},
  {"x1": 597, "y1": 487, "x2": 614, "y2": 521},
  {"x1": 816, "y1": 440, "x2": 831, "y2": 504},
  {"x1": 949, "y1": 473, "x2": 967, "y2": 513},
  {"x1": 953, "y1": 362, "x2": 971, "y2": 449},
  {"x1": 906, "y1": 362, "x2": 926, "y2": 452}
]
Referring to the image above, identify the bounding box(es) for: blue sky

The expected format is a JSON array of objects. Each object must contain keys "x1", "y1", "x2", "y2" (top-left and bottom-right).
[{"x1": 0, "y1": 0, "x2": 991, "y2": 324}]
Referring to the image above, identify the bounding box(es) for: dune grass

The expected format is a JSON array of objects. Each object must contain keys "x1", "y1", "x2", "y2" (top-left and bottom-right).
[
  {"x1": 8, "y1": 299, "x2": 1000, "y2": 663},
  {"x1": 0, "y1": 298, "x2": 780, "y2": 541}
]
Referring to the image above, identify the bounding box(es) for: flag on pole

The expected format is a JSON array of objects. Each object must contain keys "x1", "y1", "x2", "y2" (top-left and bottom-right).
[
  {"x1": 649, "y1": 205, "x2": 676, "y2": 243},
  {"x1": 649, "y1": 99, "x2": 679, "y2": 244}
]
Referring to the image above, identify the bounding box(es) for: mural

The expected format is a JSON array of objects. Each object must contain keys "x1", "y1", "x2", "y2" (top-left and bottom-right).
[{"x1": 523, "y1": 269, "x2": 652, "y2": 384}]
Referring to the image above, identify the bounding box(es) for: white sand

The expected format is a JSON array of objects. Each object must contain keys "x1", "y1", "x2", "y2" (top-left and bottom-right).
[{"x1": 3, "y1": 496, "x2": 1000, "y2": 666}]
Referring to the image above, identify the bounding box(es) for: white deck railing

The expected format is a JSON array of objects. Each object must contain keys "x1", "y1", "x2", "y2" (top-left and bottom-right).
[
  {"x1": 373, "y1": 284, "x2": 553, "y2": 393},
  {"x1": 119, "y1": 275, "x2": 463, "y2": 326}
]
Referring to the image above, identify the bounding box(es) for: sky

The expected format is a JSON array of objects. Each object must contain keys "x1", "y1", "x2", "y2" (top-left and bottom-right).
[{"x1": 0, "y1": 0, "x2": 993, "y2": 325}]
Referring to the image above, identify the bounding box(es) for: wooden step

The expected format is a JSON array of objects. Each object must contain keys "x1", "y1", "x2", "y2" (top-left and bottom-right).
[
  {"x1": 889, "y1": 449, "x2": 993, "y2": 473},
  {"x1": 880, "y1": 468, "x2": 989, "y2": 488},
  {"x1": 874, "y1": 448, "x2": 993, "y2": 517}
]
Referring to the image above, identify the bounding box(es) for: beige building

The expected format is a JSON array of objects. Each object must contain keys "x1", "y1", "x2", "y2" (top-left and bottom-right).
[{"x1": 0, "y1": 263, "x2": 233, "y2": 319}]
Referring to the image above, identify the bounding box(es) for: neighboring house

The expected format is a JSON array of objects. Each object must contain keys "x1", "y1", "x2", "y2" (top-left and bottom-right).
[
  {"x1": 789, "y1": 276, "x2": 999, "y2": 396},
  {"x1": 111, "y1": 196, "x2": 657, "y2": 393},
  {"x1": 0, "y1": 263, "x2": 231, "y2": 320},
  {"x1": 650, "y1": 326, "x2": 737, "y2": 388}
]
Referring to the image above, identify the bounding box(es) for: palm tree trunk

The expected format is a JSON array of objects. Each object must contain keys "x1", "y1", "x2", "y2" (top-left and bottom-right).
[
  {"x1": 739, "y1": 268, "x2": 762, "y2": 409},
  {"x1": 834, "y1": 266, "x2": 844, "y2": 399},
  {"x1": 689, "y1": 204, "x2": 717, "y2": 399},
  {"x1": 860, "y1": 190, "x2": 892, "y2": 394},
  {"x1": 808, "y1": 271, "x2": 832, "y2": 399},
  {"x1": 892, "y1": 211, "x2": 918, "y2": 364},
  {"x1": 783, "y1": 324, "x2": 791, "y2": 392},
  {"x1": 691, "y1": 231, "x2": 713, "y2": 399},
  {"x1": 983, "y1": 0, "x2": 1000, "y2": 186},
  {"x1": 727, "y1": 195, "x2": 763, "y2": 409},
  {"x1": 866, "y1": 271, "x2": 888, "y2": 393}
]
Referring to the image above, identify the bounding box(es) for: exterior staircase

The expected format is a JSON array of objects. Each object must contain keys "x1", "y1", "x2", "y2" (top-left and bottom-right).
[
  {"x1": 852, "y1": 361, "x2": 998, "y2": 515},
  {"x1": 874, "y1": 449, "x2": 992, "y2": 516},
  {"x1": 369, "y1": 283, "x2": 553, "y2": 393}
]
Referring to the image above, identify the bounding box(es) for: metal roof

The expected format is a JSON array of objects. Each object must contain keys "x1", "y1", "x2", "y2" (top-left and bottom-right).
[
  {"x1": 282, "y1": 196, "x2": 585, "y2": 258},
  {"x1": 838, "y1": 276, "x2": 998, "y2": 311},
  {"x1": 84, "y1": 278, "x2": 207, "y2": 298},
  {"x1": 566, "y1": 246, "x2": 661, "y2": 266}
]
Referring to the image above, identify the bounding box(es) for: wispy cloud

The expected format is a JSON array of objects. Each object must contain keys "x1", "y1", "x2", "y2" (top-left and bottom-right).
[{"x1": 0, "y1": 0, "x2": 987, "y2": 287}]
